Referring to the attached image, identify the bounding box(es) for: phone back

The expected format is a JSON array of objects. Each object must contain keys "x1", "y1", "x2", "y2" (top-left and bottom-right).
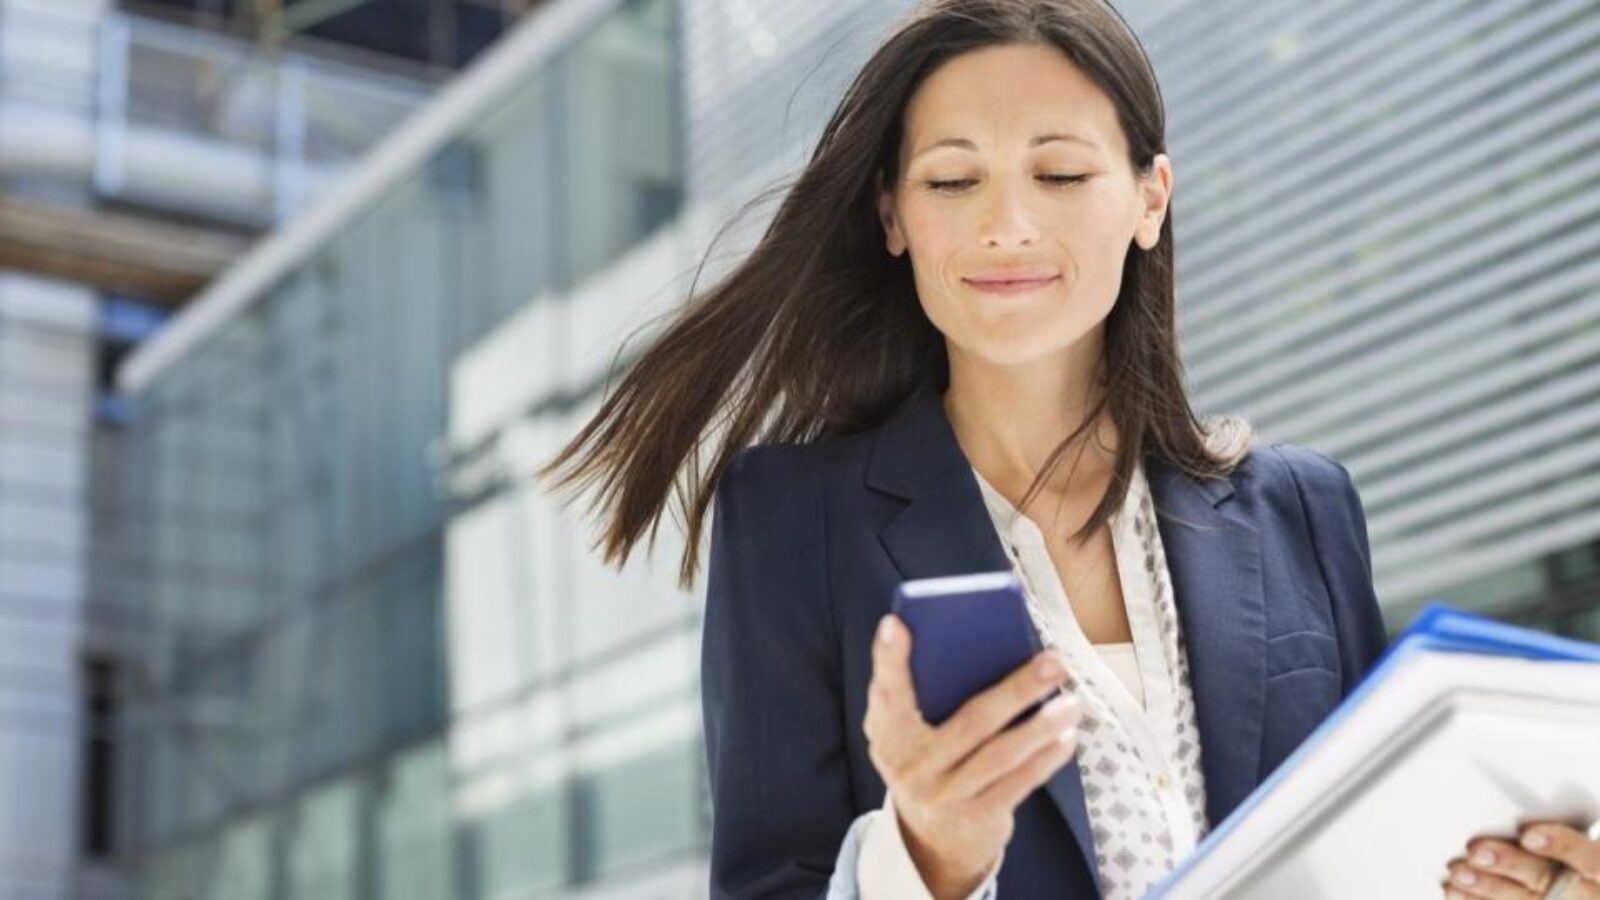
[{"x1": 890, "y1": 570, "x2": 1055, "y2": 727}]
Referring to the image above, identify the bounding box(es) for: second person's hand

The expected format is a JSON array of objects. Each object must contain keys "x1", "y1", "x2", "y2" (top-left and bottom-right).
[{"x1": 863, "y1": 613, "x2": 1083, "y2": 900}]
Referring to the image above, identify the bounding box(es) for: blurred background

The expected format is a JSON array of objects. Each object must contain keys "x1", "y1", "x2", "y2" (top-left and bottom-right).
[{"x1": 0, "y1": 0, "x2": 1596, "y2": 896}]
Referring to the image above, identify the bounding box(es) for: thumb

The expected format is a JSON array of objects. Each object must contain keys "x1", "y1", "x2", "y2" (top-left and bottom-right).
[{"x1": 873, "y1": 614, "x2": 923, "y2": 721}]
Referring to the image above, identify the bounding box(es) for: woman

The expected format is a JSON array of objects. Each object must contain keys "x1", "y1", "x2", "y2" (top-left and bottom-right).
[{"x1": 537, "y1": 1, "x2": 1600, "y2": 897}]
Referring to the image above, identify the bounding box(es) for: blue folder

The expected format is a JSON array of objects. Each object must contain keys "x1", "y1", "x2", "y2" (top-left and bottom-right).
[{"x1": 1376, "y1": 603, "x2": 1600, "y2": 664}]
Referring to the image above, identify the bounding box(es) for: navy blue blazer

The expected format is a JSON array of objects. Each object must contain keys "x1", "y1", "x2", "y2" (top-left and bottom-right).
[{"x1": 700, "y1": 383, "x2": 1389, "y2": 898}]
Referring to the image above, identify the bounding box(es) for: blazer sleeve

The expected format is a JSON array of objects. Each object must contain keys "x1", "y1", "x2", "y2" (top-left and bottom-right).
[
  {"x1": 1279, "y1": 445, "x2": 1390, "y2": 695},
  {"x1": 701, "y1": 444, "x2": 858, "y2": 898}
]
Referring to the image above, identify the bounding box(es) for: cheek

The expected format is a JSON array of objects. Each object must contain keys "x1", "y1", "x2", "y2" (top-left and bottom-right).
[
  {"x1": 1058, "y1": 199, "x2": 1135, "y2": 288},
  {"x1": 897, "y1": 211, "x2": 959, "y2": 298}
]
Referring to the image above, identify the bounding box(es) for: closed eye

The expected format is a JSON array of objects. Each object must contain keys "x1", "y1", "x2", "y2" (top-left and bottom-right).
[{"x1": 925, "y1": 175, "x2": 1088, "y2": 193}]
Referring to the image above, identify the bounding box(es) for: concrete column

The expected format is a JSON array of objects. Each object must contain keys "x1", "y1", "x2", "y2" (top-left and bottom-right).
[{"x1": 0, "y1": 271, "x2": 97, "y2": 900}]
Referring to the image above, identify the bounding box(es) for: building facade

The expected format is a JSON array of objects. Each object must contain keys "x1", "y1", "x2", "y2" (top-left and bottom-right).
[{"x1": 0, "y1": 1, "x2": 437, "y2": 896}]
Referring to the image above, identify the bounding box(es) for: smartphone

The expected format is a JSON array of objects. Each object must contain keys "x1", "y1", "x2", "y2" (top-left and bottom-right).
[{"x1": 890, "y1": 570, "x2": 1066, "y2": 728}]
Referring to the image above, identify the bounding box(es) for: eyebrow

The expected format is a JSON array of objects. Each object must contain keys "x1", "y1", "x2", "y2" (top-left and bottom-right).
[{"x1": 911, "y1": 132, "x2": 1099, "y2": 161}]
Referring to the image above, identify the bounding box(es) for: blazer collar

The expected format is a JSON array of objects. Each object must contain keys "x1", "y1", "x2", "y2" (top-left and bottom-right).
[{"x1": 865, "y1": 381, "x2": 1265, "y2": 886}]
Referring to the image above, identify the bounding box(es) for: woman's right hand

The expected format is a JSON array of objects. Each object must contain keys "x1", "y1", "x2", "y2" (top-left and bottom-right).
[{"x1": 863, "y1": 613, "x2": 1083, "y2": 900}]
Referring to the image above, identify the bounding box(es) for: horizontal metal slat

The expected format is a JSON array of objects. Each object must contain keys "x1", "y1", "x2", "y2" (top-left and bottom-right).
[
  {"x1": 1378, "y1": 508, "x2": 1600, "y2": 601},
  {"x1": 1206, "y1": 215, "x2": 1600, "y2": 422},
  {"x1": 1359, "y1": 399, "x2": 1600, "y2": 513},
  {"x1": 1185, "y1": 106, "x2": 1600, "y2": 382},
  {"x1": 1182, "y1": 5, "x2": 1600, "y2": 311},
  {"x1": 1378, "y1": 469, "x2": 1600, "y2": 570},
  {"x1": 1171, "y1": 0, "x2": 1471, "y2": 181},
  {"x1": 1333, "y1": 346, "x2": 1600, "y2": 479},
  {"x1": 1369, "y1": 429, "x2": 1600, "y2": 540}
]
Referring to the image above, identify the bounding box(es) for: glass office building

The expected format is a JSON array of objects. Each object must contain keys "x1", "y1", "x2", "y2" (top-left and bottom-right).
[
  {"x1": 104, "y1": 0, "x2": 1600, "y2": 897},
  {"x1": 106, "y1": 1, "x2": 685, "y2": 895}
]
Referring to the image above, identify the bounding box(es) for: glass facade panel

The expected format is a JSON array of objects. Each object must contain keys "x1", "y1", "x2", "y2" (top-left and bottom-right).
[
  {"x1": 284, "y1": 780, "x2": 359, "y2": 900},
  {"x1": 582, "y1": 740, "x2": 702, "y2": 878},
  {"x1": 375, "y1": 741, "x2": 454, "y2": 900},
  {"x1": 465, "y1": 782, "x2": 570, "y2": 899}
]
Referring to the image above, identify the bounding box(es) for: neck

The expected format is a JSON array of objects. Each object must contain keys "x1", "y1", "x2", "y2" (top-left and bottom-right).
[{"x1": 941, "y1": 357, "x2": 1119, "y2": 503}]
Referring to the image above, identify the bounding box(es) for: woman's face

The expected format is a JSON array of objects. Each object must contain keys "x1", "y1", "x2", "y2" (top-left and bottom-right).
[{"x1": 877, "y1": 42, "x2": 1172, "y2": 370}]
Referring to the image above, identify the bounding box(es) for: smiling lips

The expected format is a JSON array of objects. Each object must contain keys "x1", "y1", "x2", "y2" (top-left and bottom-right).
[{"x1": 963, "y1": 269, "x2": 1061, "y2": 295}]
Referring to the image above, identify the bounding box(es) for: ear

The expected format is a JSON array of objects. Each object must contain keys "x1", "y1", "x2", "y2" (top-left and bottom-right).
[
  {"x1": 1133, "y1": 153, "x2": 1173, "y2": 251},
  {"x1": 876, "y1": 170, "x2": 907, "y2": 257}
]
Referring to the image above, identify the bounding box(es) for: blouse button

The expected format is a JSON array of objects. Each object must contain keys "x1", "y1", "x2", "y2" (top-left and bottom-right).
[{"x1": 1155, "y1": 771, "x2": 1173, "y2": 790}]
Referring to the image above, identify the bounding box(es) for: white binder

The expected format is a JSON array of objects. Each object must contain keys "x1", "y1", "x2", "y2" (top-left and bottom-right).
[{"x1": 1152, "y1": 605, "x2": 1600, "y2": 900}]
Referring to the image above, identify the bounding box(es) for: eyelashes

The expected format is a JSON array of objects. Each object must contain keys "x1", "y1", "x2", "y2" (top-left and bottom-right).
[{"x1": 924, "y1": 174, "x2": 1088, "y2": 194}]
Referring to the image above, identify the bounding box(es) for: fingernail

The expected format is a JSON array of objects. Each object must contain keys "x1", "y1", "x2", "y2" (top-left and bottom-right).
[
  {"x1": 1471, "y1": 849, "x2": 1495, "y2": 866},
  {"x1": 1522, "y1": 830, "x2": 1549, "y2": 850},
  {"x1": 1057, "y1": 726, "x2": 1078, "y2": 747},
  {"x1": 1452, "y1": 869, "x2": 1476, "y2": 886},
  {"x1": 877, "y1": 616, "x2": 895, "y2": 646}
]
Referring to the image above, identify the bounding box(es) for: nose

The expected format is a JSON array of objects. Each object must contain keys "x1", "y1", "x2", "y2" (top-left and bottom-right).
[{"x1": 977, "y1": 176, "x2": 1040, "y2": 249}]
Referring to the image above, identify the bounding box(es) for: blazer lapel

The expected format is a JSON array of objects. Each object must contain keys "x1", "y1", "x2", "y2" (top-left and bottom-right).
[
  {"x1": 1145, "y1": 456, "x2": 1266, "y2": 827},
  {"x1": 864, "y1": 382, "x2": 1269, "y2": 884},
  {"x1": 865, "y1": 382, "x2": 1103, "y2": 895}
]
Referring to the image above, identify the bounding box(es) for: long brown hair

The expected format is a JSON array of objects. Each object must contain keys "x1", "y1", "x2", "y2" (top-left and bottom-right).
[{"x1": 537, "y1": 0, "x2": 1251, "y2": 590}]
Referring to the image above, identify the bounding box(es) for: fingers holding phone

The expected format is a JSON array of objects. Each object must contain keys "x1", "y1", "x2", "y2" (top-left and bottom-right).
[
  {"x1": 944, "y1": 653, "x2": 1083, "y2": 809},
  {"x1": 863, "y1": 612, "x2": 1082, "y2": 898}
]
